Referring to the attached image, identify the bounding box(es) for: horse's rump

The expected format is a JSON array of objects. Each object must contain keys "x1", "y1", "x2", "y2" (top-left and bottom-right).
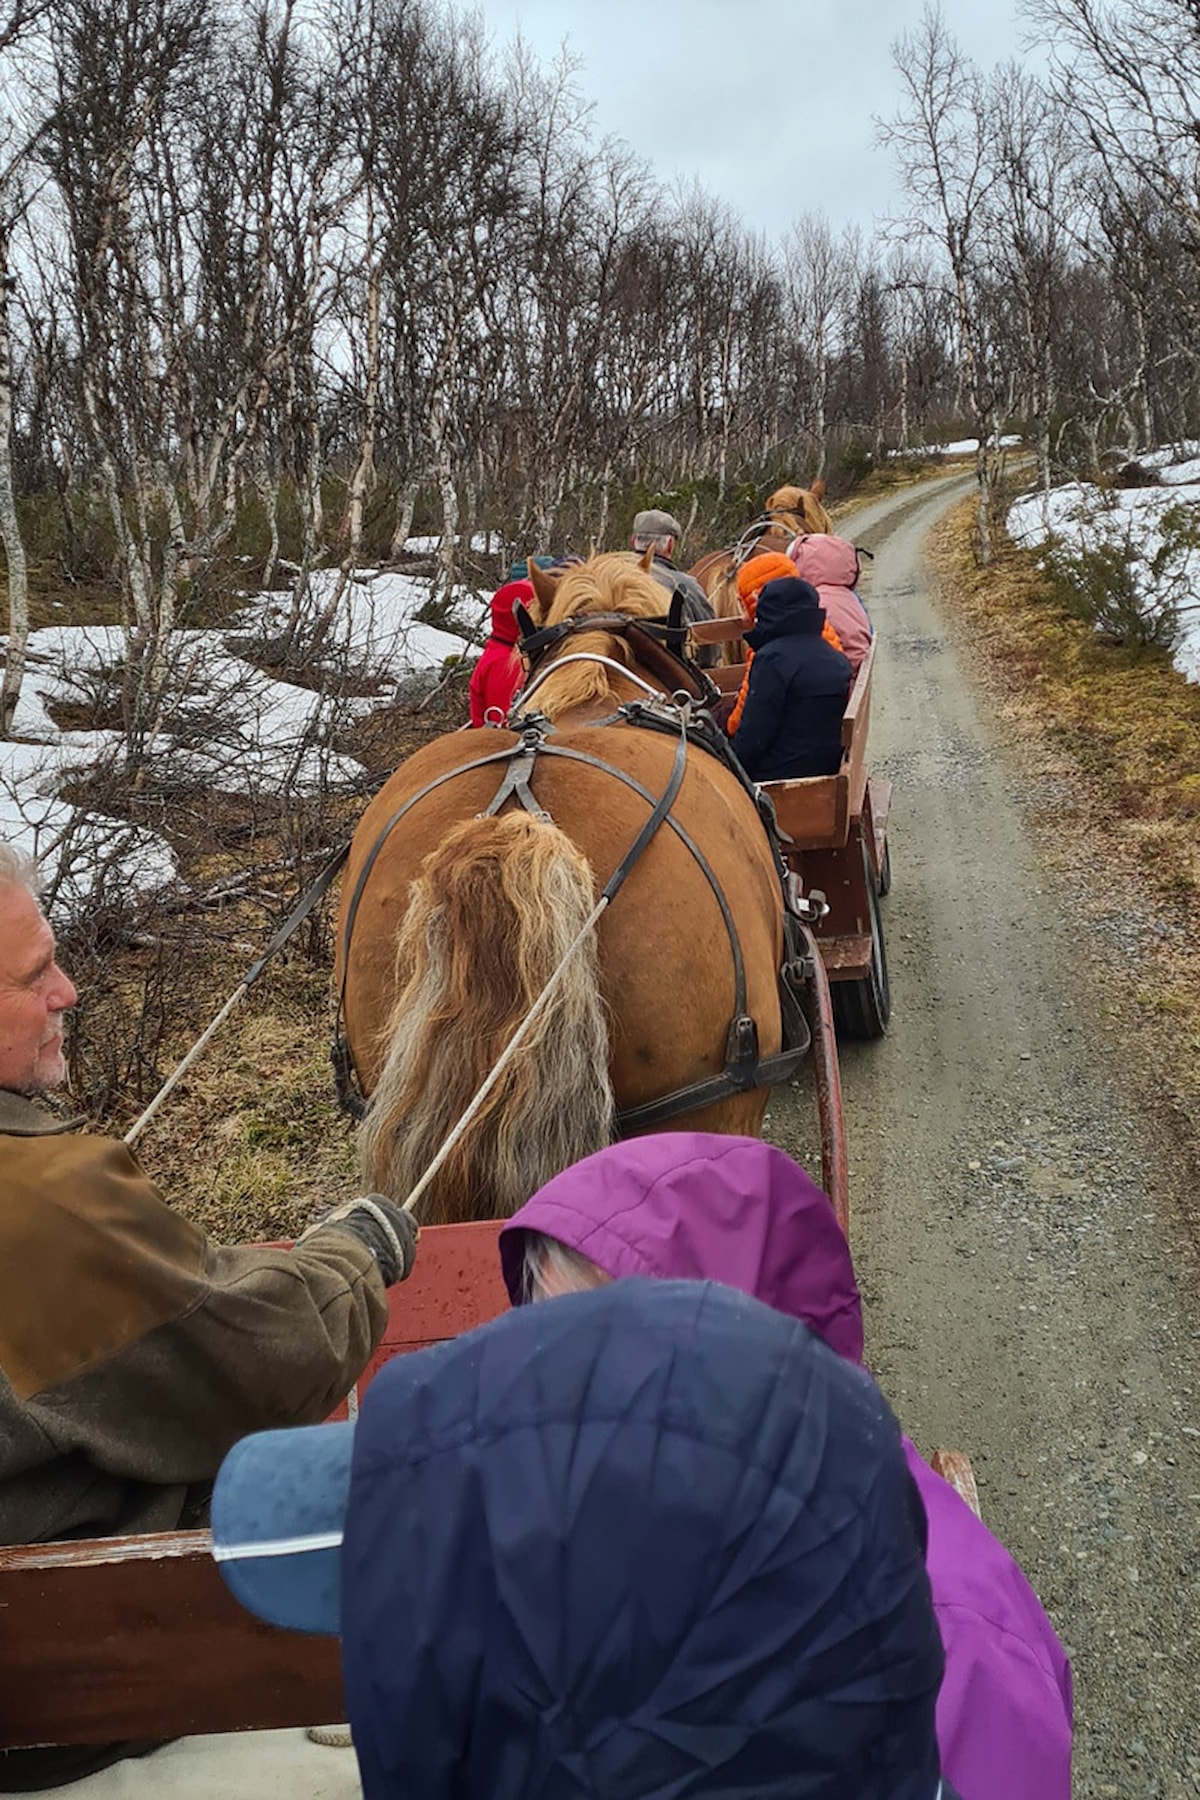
[{"x1": 337, "y1": 723, "x2": 785, "y2": 1223}]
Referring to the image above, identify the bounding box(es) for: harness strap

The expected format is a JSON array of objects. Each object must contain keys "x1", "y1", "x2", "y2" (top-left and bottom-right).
[
  {"x1": 532, "y1": 740, "x2": 750, "y2": 1022},
  {"x1": 331, "y1": 736, "x2": 552, "y2": 1118},
  {"x1": 483, "y1": 729, "x2": 552, "y2": 821},
  {"x1": 614, "y1": 908, "x2": 812, "y2": 1135}
]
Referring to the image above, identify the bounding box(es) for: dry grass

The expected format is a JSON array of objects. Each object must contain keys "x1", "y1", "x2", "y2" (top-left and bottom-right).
[
  {"x1": 126, "y1": 961, "x2": 359, "y2": 1243},
  {"x1": 927, "y1": 498, "x2": 1200, "y2": 1153},
  {"x1": 80, "y1": 698, "x2": 462, "y2": 1240}
]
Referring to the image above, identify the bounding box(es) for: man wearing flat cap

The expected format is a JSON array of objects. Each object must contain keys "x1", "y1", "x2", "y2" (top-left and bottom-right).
[{"x1": 628, "y1": 508, "x2": 717, "y2": 662}]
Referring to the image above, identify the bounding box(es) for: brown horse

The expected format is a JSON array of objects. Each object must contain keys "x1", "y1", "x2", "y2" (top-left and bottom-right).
[
  {"x1": 335, "y1": 551, "x2": 792, "y2": 1226},
  {"x1": 688, "y1": 479, "x2": 834, "y2": 659}
]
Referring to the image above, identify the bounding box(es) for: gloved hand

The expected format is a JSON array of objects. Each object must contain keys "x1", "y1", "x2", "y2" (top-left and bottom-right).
[{"x1": 300, "y1": 1195, "x2": 418, "y2": 1286}]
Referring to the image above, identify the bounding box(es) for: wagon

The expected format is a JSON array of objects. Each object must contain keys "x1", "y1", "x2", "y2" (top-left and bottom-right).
[
  {"x1": 690, "y1": 620, "x2": 892, "y2": 1040},
  {"x1": 0, "y1": 1222, "x2": 978, "y2": 1780},
  {"x1": 0, "y1": 603, "x2": 913, "y2": 1785}
]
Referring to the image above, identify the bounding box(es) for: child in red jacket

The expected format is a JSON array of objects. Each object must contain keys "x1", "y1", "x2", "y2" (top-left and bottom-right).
[{"x1": 469, "y1": 579, "x2": 530, "y2": 727}]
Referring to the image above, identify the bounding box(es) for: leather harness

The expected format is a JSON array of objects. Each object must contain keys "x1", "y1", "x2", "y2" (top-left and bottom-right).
[{"x1": 331, "y1": 614, "x2": 813, "y2": 1131}]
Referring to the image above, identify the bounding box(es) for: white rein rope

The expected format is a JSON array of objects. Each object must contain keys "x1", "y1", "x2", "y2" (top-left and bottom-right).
[{"x1": 394, "y1": 889, "x2": 610, "y2": 1220}]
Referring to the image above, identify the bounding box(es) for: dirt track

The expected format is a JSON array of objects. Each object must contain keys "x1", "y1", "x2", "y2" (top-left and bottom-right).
[{"x1": 766, "y1": 475, "x2": 1200, "y2": 1798}]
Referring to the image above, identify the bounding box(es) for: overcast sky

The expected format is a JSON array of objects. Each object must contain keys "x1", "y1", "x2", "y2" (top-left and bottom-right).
[{"x1": 477, "y1": 0, "x2": 1040, "y2": 238}]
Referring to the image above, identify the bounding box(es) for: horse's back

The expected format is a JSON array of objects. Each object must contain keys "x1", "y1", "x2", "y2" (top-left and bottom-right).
[{"x1": 339, "y1": 720, "x2": 785, "y2": 1118}]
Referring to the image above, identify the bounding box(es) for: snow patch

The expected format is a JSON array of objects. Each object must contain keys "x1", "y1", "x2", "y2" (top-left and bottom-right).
[
  {"x1": 2, "y1": 567, "x2": 485, "y2": 911},
  {"x1": 1006, "y1": 460, "x2": 1200, "y2": 684}
]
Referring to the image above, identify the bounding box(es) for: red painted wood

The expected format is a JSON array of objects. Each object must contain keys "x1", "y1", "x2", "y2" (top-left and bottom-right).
[
  {"x1": 328, "y1": 1219, "x2": 509, "y2": 1419},
  {"x1": 0, "y1": 1534, "x2": 344, "y2": 1747}
]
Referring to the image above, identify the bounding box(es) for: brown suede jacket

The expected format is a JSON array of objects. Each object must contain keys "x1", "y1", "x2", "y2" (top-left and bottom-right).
[{"x1": 0, "y1": 1089, "x2": 389, "y2": 1547}]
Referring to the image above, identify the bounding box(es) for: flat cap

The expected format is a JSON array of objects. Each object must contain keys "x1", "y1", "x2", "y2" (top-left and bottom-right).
[{"x1": 632, "y1": 508, "x2": 683, "y2": 539}]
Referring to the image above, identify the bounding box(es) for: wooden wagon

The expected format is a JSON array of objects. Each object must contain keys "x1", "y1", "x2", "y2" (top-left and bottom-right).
[
  {"x1": 0, "y1": 1222, "x2": 976, "y2": 1764},
  {"x1": 691, "y1": 621, "x2": 892, "y2": 1040}
]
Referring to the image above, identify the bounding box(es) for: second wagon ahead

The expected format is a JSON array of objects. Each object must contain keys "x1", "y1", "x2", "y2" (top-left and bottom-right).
[{"x1": 691, "y1": 617, "x2": 892, "y2": 1041}]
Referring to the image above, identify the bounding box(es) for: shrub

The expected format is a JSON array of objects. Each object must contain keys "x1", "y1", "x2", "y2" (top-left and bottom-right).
[
  {"x1": 1041, "y1": 502, "x2": 1199, "y2": 651},
  {"x1": 832, "y1": 443, "x2": 875, "y2": 491}
]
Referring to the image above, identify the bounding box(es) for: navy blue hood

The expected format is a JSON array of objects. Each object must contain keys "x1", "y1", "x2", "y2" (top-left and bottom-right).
[
  {"x1": 341, "y1": 1279, "x2": 945, "y2": 1800},
  {"x1": 745, "y1": 575, "x2": 826, "y2": 649}
]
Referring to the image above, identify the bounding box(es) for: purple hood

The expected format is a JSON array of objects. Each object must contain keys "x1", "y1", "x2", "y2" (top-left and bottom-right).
[
  {"x1": 501, "y1": 1134, "x2": 1072, "y2": 1800},
  {"x1": 500, "y1": 1132, "x2": 863, "y2": 1359}
]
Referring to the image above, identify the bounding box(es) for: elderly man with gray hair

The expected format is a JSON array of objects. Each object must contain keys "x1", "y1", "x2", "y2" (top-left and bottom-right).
[
  {"x1": 628, "y1": 507, "x2": 718, "y2": 666},
  {"x1": 0, "y1": 842, "x2": 418, "y2": 1790}
]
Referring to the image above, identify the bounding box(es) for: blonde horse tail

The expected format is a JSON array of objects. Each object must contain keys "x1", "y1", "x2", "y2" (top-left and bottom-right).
[{"x1": 357, "y1": 812, "x2": 614, "y2": 1224}]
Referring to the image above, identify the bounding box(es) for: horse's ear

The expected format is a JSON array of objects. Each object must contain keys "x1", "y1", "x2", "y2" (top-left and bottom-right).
[
  {"x1": 527, "y1": 558, "x2": 559, "y2": 621},
  {"x1": 638, "y1": 544, "x2": 655, "y2": 573},
  {"x1": 811, "y1": 476, "x2": 826, "y2": 503}
]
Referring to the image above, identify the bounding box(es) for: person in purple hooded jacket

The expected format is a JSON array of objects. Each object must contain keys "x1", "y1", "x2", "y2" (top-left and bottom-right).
[{"x1": 498, "y1": 1133, "x2": 1073, "y2": 1800}]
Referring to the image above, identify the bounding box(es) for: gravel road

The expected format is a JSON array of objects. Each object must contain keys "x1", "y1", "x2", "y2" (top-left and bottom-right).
[{"x1": 765, "y1": 475, "x2": 1200, "y2": 1798}]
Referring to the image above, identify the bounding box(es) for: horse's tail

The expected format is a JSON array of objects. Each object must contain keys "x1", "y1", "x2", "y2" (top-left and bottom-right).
[{"x1": 357, "y1": 812, "x2": 614, "y2": 1224}]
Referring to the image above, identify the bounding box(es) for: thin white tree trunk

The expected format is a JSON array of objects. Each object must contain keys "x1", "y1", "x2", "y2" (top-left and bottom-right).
[
  {"x1": 0, "y1": 240, "x2": 29, "y2": 737},
  {"x1": 389, "y1": 479, "x2": 419, "y2": 560}
]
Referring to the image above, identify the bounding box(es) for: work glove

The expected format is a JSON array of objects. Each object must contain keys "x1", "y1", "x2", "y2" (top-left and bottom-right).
[{"x1": 300, "y1": 1194, "x2": 418, "y2": 1286}]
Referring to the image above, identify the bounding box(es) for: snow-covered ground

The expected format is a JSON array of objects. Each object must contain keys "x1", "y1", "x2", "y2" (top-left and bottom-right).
[
  {"x1": 893, "y1": 434, "x2": 1024, "y2": 458},
  {"x1": 401, "y1": 532, "x2": 497, "y2": 555},
  {"x1": 6, "y1": 471, "x2": 1198, "y2": 915},
  {"x1": 1006, "y1": 444, "x2": 1200, "y2": 686},
  {"x1": 2, "y1": 567, "x2": 484, "y2": 913}
]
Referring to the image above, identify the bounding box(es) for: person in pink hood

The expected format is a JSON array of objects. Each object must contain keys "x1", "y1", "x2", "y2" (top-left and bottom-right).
[
  {"x1": 788, "y1": 533, "x2": 873, "y2": 675},
  {"x1": 499, "y1": 1134, "x2": 1073, "y2": 1800},
  {"x1": 468, "y1": 578, "x2": 528, "y2": 727}
]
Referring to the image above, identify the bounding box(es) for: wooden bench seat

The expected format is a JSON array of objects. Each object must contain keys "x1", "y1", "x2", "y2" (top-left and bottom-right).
[
  {"x1": 0, "y1": 1209, "x2": 977, "y2": 1754},
  {"x1": 0, "y1": 1221, "x2": 505, "y2": 1752}
]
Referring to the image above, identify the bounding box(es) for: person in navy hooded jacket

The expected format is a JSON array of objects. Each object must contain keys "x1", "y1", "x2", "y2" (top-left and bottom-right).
[
  {"x1": 214, "y1": 1280, "x2": 956, "y2": 1800},
  {"x1": 730, "y1": 574, "x2": 852, "y2": 780}
]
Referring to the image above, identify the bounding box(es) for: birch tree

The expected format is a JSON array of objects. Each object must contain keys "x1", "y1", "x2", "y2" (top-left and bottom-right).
[
  {"x1": 882, "y1": 5, "x2": 1005, "y2": 560},
  {"x1": 0, "y1": 3, "x2": 51, "y2": 736}
]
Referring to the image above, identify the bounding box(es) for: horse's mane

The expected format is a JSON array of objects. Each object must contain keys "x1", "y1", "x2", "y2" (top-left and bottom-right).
[
  {"x1": 765, "y1": 483, "x2": 833, "y2": 536},
  {"x1": 531, "y1": 552, "x2": 668, "y2": 720}
]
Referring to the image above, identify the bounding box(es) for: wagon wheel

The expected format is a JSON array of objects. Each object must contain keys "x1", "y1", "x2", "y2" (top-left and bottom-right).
[
  {"x1": 877, "y1": 837, "x2": 892, "y2": 898},
  {"x1": 830, "y1": 839, "x2": 891, "y2": 1040}
]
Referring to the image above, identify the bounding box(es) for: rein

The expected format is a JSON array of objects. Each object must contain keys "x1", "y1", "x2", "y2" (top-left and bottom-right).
[{"x1": 124, "y1": 843, "x2": 354, "y2": 1149}]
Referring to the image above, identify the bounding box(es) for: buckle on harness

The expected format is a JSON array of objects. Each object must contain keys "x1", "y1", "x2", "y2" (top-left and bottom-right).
[
  {"x1": 784, "y1": 873, "x2": 828, "y2": 925},
  {"x1": 725, "y1": 1013, "x2": 760, "y2": 1073}
]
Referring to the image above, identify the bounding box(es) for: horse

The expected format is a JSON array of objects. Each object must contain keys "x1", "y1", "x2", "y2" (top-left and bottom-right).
[
  {"x1": 334, "y1": 550, "x2": 803, "y2": 1227},
  {"x1": 688, "y1": 478, "x2": 834, "y2": 661}
]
